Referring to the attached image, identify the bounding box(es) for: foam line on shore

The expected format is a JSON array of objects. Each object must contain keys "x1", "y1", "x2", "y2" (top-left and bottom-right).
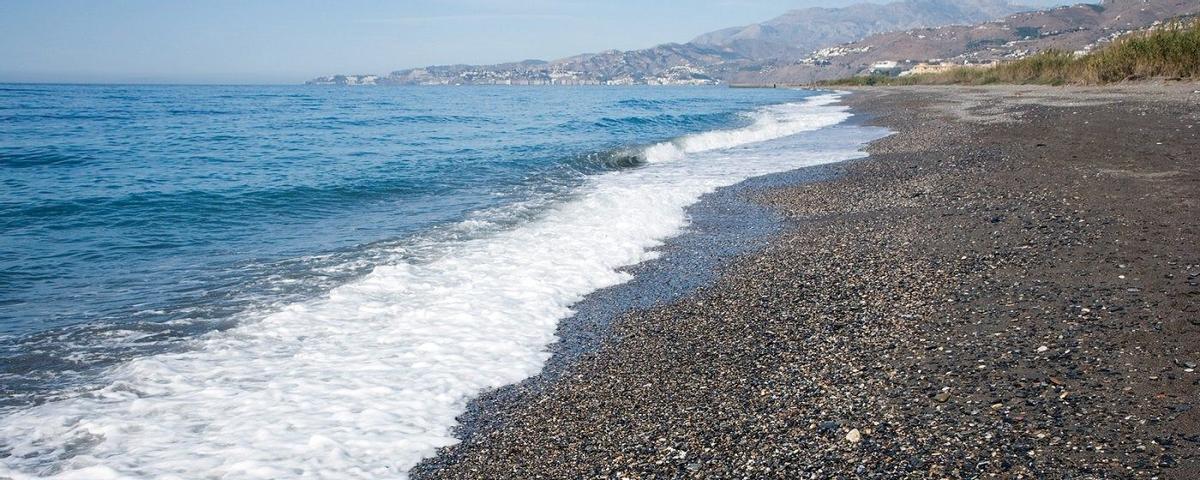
[{"x1": 1, "y1": 93, "x2": 860, "y2": 479}]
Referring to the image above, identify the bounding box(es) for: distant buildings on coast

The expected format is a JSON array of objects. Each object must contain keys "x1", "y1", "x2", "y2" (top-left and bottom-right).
[{"x1": 307, "y1": 64, "x2": 720, "y2": 86}]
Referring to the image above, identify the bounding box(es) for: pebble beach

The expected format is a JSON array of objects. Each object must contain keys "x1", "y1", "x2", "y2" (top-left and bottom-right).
[{"x1": 412, "y1": 85, "x2": 1200, "y2": 479}]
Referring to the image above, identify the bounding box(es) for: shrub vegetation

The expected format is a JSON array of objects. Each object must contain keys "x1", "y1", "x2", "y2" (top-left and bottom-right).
[{"x1": 820, "y1": 20, "x2": 1200, "y2": 86}]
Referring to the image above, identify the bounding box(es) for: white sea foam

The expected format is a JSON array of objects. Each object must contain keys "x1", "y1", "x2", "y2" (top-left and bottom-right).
[
  {"x1": 0, "y1": 93, "x2": 866, "y2": 479},
  {"x1": 641, "y1": 93, "x2": 845, "y2": 164}
]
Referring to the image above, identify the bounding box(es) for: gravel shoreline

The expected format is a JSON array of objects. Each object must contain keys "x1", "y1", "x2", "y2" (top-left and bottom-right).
[{"x1": 412, "y1": 85, "x2": 1199, "y2": 479}]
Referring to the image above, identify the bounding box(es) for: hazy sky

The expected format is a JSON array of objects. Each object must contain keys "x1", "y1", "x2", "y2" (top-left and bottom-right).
[{"x1": 0, "y1": 0, "x2": 1078, "y2": 84}]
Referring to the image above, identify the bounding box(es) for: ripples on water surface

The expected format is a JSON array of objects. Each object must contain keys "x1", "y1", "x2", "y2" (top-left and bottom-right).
[
  {"x1": 0, "y1": 84, "x2": 878, "y2": 478},
  {"x1": 0, "y1": 84, "x2": 811, "y2": 402}
]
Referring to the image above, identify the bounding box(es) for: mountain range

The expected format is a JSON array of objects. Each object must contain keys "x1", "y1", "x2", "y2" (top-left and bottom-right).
[
  {"x1": 307, "y1": 0, "x2": 1199, "y2": 86},
  {"x1": 731, "y1": 0, "x2": 1200, "y2": 84},
  {"x1": 690, "y1": 0, "x2": 1029, "y2": 60}
]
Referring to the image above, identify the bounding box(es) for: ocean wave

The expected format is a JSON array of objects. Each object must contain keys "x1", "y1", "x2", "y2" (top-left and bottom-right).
[
  {"x1": 0, "y1": 92, "x2": 867, "y2": 479},
  {"x1": 613, "y1": 98, "x2": 677, "y2": 109},
  {"x1": 0, "y1": 180, "x2": 439, "y2": 230},
  {"x1": 0, "y1": 147, "x2": 91, "y2": 168},
  {"x1": 566, "y1": 147, "x2": 647, "y2": 172},
  {"x1": 2, "y1": 85, "x2": 822, "y2": 411},
  {"x1": 0, "y1": 112, "x2": 134, "y2": 123},
  {"x1": 640, "y1": 93, "x2": 846, "y2": 163},
  {"x1": 0, "y1": 99, "x2": 815, "y2": 227},
  {"x1": 589, "y1": 111, "x2": 736, "y2": 131}
]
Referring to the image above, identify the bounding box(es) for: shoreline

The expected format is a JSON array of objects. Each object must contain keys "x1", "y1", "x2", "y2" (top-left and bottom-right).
[
  {"x1": 0, "y1": 89, "x2": 872, "y2": 478},
  {"x1": 412, "y1": 84, "x2": 1199, "y2": 478},
  {"x1": 411, "y1": 114, "x2": 890, "y2": 474}
]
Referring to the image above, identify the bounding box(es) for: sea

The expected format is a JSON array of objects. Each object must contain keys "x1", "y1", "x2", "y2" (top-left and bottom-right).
[{"x1": 0, "y1": 84, "x2": 873, "y2": 478}]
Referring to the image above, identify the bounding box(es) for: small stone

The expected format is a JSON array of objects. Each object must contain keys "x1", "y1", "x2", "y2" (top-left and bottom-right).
[
  {"x1": 1037, "y1": 345, "x2": 1049, "y2": 353},
  {"x1": 991, "y1": 403, "x2": 1004, "y2": 410},
  {"x1": 846, "y1": 429, "x2": 862, "y2": 443},
  {"x1": 934, "y1": 391, "x2": 951, "y2": 403}
]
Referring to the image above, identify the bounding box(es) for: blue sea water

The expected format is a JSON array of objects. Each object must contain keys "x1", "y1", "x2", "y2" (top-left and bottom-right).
[
  {"x1": 0, "y1": 84, "x2": 874, "y2": 478},
  {"x1": 0, "y1": 85, "x2": 808, "y2": 399}
]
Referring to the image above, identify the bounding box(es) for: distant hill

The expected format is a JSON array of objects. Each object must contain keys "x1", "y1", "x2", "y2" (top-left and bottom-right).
[
  {"x1": 726, "y1": 0, "x2": 1200, "y2": 84},
  {"x1": 691, "y1": 0, "x2": 1029, "y2": 60},
  {"x1": 308, "y1": 0, "x2": 1033, "y2": 86},
  {"x1": 373, "y1": 44, "x2": 743, "y2": 86}
]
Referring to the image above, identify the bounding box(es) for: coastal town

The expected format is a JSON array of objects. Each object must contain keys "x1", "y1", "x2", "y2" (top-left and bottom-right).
[
  {"x1": 310, "y1": 2, "x2": 1194, "y2": 87},
  {"x1": 308, "y1": 64, "x2": 719, "y2": 86}
]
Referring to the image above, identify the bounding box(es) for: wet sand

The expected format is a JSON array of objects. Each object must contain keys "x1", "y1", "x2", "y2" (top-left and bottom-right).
[{"x1": 412, "y1": 84, "x2": 1200, "y2": 479}]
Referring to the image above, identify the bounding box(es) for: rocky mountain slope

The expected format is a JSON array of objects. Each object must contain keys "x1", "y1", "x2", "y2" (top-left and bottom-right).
[
  {"x1": 308, "y1": 0, "x2": 1032, "y2": 86},
  {"x1": 375, "y1": 44, "x2": 743, "y2": 86},
  {"x1": 729, "y1": 0, "x2": 1200, "y2": 84},
  {"x1": 692, "y1": 0, "x2": 1029, "y2": 60}
]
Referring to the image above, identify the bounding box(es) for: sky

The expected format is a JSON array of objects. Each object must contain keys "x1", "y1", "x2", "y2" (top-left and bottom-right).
[{"x1": 0, "y1": 0, "x2": 1078, "y2": 84}]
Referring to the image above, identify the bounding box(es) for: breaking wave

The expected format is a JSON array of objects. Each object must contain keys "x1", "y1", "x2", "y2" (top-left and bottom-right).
[{"x1": 0, "y1": 92, "x2": 865, "y2": 480}]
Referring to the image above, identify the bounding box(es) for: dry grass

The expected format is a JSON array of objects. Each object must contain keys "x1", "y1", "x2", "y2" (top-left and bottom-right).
[{"x1": 821, "y1": 20, "x2": 1200, "y2": 86}]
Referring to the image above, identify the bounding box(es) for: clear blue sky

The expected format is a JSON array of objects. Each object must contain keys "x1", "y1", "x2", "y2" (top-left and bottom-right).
[{"x1": 0, "y1": 0, "x2": 1075, "y2": 84}]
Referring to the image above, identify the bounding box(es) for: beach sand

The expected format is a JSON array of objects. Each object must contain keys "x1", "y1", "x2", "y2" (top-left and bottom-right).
[{"x1": 412, "y1": 84, "x2": 1200, "y2": 479}]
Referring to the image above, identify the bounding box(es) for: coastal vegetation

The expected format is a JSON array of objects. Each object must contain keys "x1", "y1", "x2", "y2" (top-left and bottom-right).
[{"x1": 821, "y1": 19, "x2": 1200, "y2": 86}]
